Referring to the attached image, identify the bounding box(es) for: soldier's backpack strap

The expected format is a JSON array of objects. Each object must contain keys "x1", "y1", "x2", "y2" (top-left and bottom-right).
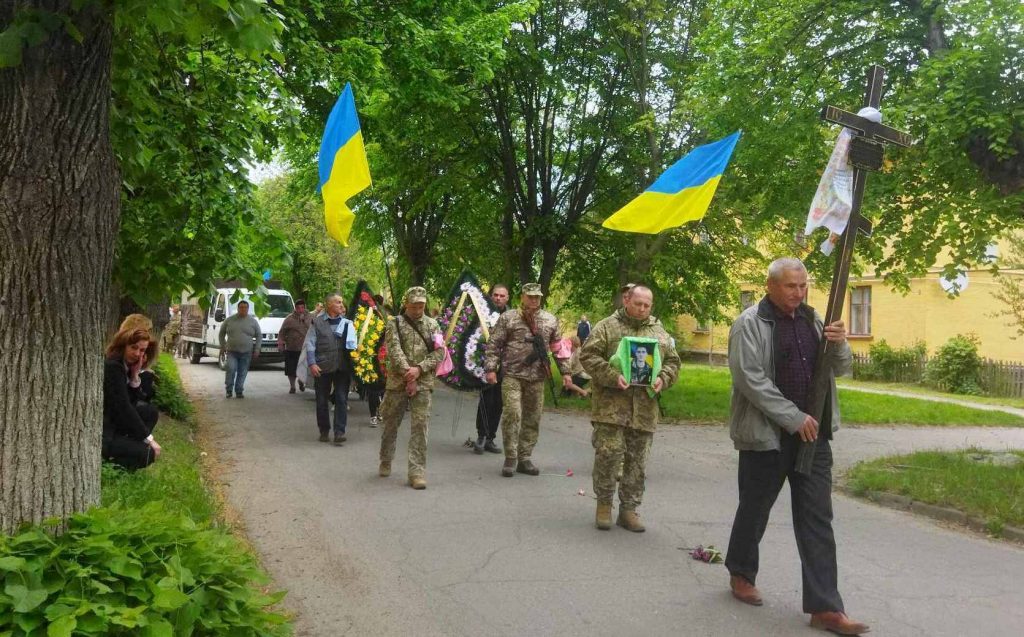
[{"x1": 400, "y1": 313, "x2": 436, "y2": 351}]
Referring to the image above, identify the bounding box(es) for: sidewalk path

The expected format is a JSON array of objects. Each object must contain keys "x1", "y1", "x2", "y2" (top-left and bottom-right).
[
  {"x1": 179, "y1": 360, "x2": 1024, "y2": 637},
  {"x1": 838, "y1": 384, "x2": 1024, "y2": 419}
]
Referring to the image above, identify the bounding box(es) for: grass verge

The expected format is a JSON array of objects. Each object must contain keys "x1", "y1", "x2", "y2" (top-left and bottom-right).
[
  {"x1": 0, "y1": 354, "x2": 292, "y2": 636},
  {"x1": 846, "y1": 449, "x2": 1024, "y2": 535},
  {"x1": 547, "y1": 363, "x2": 1024, "y2": 427},
  {"x1": 837, "y1": 377, "x2": 1024, "y2": 410}
]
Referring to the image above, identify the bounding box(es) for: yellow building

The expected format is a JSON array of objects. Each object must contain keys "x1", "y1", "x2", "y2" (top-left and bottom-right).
[{"x1": 679, "y1": 263, "x2": 1024, "y2": 363}]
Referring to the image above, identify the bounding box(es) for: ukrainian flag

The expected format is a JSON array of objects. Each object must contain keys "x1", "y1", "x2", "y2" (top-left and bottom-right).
[
  {"x1": 602, "y1": 131, "x2": 740, "y2": 234},
  {"x1": 318, "y1": 83, "x2": 372, "y2": 246}
]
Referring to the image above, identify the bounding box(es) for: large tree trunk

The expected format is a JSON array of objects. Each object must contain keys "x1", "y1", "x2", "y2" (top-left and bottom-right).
[{"x1": 0, "y1": 2, "x2": 118, "y2": 533}]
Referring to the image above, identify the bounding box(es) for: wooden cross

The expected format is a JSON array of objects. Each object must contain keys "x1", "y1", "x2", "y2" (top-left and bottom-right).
[{"x1": 795, "y1": 65, "x2": 912, "y2": 475}]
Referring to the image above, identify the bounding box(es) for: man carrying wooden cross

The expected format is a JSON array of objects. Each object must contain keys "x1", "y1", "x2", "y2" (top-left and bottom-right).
[
  {"x1": 725, "y1": 65, "x2": 910, "y2": 636},
  {"x1": 724, "y1": 258, "x2": 867, "y2": 635}
]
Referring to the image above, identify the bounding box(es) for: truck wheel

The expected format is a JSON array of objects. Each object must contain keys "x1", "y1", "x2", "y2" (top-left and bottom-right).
[
  {"x1": 218, "y1": 350, "x2": 228, "y2": 371},
  {"x1": 189, "y1": 343, "x2": 203, "y2": 364}
]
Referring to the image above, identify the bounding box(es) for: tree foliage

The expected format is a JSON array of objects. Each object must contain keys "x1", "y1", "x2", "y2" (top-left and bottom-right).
[{"x1": 687, "y1": 0, "x2": 1024, "y2": 291}]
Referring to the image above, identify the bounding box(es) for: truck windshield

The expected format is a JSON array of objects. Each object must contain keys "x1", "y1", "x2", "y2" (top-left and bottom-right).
[
  {"x1": 263, "y1": 295, "x2": 294, "y2": 318},
  {"x1": 231, "y1": 295, "x2": 294, "y2": 318}
]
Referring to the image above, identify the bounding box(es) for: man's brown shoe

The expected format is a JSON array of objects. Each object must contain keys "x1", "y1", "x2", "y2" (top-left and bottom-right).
[
  {"x1": 616, "y1": 509, "x2": 645, "y2": 532},
  {"x1": 318, "y1": 433, "x2": 330, "y2": 443},
  {"x1": 809, "y1": 612, "x2": 870, "y2": 635},
  {"x1": 516, "y1": 459, "x2": 540, "y2": 476},
  {"x1": 409, "y1": 476, "x2": 427, "y2": 490},
  {"x1": 501, "y1": 458, "x2": 516, "y2": 477},
  {"x1": 595, "y1": 503, "x2": 613, "y2": 530},
  {"x1": 334, "y1": 434, "x2": 346, "y2": 446},
  {"x1": 729, "y1": 575, "x2": 763, "y2": 606},
  {"x1": 379, "y1": 461, "x2": 391, "y2": 477}
]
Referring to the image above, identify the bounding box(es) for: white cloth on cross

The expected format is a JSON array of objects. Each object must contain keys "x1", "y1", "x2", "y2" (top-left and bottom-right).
[{"x1": 805, "y1": 107, "x2": 882, "y2": 255}]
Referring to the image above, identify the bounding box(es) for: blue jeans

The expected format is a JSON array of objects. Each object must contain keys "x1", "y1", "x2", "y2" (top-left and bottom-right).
[{"x1": 225, "y1": 351, "x2": 253, "y2": 395}]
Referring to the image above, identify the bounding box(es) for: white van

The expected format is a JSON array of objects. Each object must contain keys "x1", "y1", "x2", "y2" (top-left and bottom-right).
[{"x1": 181, "y1": 287, "x2": 295, "y2": 369}]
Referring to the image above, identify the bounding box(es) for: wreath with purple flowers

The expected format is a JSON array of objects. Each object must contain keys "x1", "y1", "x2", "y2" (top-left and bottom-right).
[{"x1": 436, "y1": 271, "x2": 497, "y2": 391}]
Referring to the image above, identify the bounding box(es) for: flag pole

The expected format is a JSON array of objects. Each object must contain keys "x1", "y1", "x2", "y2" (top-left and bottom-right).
[{"x1": 380, "y1": 234, "x2": 397, "y2": 308}]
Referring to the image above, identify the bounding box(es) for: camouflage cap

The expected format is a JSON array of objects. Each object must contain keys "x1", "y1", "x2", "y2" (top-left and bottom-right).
[
  {"x1": 521, "y1": 283, "x2": 544, "y2": 296},
  {"x1": 404, "y1": 286, "x2": 428, "y2": 304}
]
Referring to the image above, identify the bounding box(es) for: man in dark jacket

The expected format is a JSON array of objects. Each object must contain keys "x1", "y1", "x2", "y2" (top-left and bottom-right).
[
  {"x1": 473, "y1": 283, "x2": 509, "y2": 454},
  {"x1": 724, "y1": 257, "x2": 868, "y2": 636}
]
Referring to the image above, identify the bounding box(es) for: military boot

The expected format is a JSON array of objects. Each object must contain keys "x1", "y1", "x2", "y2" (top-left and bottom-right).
[
  {"x1": 473, "y1": 436, "x2": 485, "y2": 454},
  {"x1": 616, "y1": 508, "x2": 646, "y2": 533},
  {"x1": 379, "y1": 461, "x2": 391, "y2": 477},
  {"x1": 409, "y1": 475, "x2": 427, "y2": 490},
  {"x1": 595, "y1": 502, "x2": 613, "y2": 530},
  {"x1": 516, "y1": 459, "x2": 539, "y2": 476},
  {"x1": 501, "y1": 457, "x2": 516, "y2": 477}
]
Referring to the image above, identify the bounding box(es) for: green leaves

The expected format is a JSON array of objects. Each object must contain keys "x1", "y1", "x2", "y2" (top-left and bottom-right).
[
  {"x1": 5, "y1": 583, "x2": 47, "y2": 613},
  {"x1": 0, "y1": 503, "x2": 290, "y2": 636}
]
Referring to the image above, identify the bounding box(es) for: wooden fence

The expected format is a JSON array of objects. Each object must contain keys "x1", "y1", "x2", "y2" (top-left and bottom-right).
[{"x1": 851, "y1": 352, "x2": 1024, "y2": 398}]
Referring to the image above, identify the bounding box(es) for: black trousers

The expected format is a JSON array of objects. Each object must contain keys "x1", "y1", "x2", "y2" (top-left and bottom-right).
[
  {"x1": 103, "y1": 403, "x2": 159, "y2": 471},
  {"x1": 315, "y1": 370, "x2": 351, "y2": 435},
  {"x1": 367, "y1": 387, "x2": 384, "y2": 417},
  {"x1": 475, "y1": 383, "x2": 503, "y2": 440},
  {"x1": 725, "y1": 434, "x2": 844, "y2": 614}
]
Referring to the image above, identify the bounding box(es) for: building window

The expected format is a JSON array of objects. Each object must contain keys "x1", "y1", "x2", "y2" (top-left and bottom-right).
[
  {"x1": 850, "y1": 287, "x2": 871, "y2": 335},
  {"x1": 739, "y1": 291, "x2": 755, "y2": 311}
]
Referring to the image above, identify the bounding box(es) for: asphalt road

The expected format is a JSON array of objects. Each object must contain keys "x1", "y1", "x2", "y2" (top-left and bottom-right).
[{"x1": 177, "y1": 358, "x2": 1024, "y2": 637}]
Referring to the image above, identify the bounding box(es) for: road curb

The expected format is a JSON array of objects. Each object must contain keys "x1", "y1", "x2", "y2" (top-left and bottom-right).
[{"x1": 839, "y1": 486, "x2": 1024, "y2": 545}]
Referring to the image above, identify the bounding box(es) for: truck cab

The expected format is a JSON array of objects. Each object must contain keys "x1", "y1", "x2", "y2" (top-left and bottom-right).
[{"x1": 183, "y1": 287, "x2": 295, "y2": 368}]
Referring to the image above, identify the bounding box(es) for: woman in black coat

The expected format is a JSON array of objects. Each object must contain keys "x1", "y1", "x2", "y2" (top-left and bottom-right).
[{"x1": 103, "y1": 327, "x2": 161, "y2": 470}]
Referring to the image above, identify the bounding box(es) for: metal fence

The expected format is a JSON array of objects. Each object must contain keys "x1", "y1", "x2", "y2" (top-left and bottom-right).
[{"x1": 851, "y1": 352, "x2": 1024, "y2": 398}]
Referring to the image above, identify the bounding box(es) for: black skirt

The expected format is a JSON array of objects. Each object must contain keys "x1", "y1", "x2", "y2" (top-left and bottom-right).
[{"x1": 284, "y1": 350, "x2": 301, "y2": 376}]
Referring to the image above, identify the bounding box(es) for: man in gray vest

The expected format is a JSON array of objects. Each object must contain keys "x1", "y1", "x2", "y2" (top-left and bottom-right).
[{"x1": 306, "y1": 292, "x2": 357, "y2": 445}]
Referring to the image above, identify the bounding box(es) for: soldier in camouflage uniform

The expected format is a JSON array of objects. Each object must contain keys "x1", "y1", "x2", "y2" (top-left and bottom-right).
[
  {"x1": 378, "y1": 287, "x2": 445, "y2": 490},
  {"x1": 580, "y1": 285, "x2": 680, "y2": 532},
  {"x1": 162, "y1": 307, "x2": 182, "y2": 356},
  {"x1": 484, "y1": 283, "x2": 573, "y2": 477}
]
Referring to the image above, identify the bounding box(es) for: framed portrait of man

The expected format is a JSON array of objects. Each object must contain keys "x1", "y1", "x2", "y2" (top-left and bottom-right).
[{"x1": 611, "y1": 336, "x2": 661, "y2": 388}]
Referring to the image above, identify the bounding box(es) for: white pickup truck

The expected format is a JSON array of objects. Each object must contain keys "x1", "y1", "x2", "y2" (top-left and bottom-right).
[{"x1": 180, "y1": 286, "x2": 295, "y2": 369}]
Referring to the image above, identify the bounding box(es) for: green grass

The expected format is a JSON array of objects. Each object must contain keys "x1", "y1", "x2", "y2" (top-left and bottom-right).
[
  {"x1": 837, "y1": 377, "x2": 1024, "y2": 410},
  {"x1": 101, "y1": 415, "x2": 217, "y2": 524},
  {"x1": 547, "y1": 363, "x2": 1024, "y2": 427},
  {"x1": 846, "y1": 449, "x2": 1024, "y2": 534}
]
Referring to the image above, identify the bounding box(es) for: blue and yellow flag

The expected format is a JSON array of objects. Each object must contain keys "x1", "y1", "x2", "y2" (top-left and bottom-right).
[
  {"x1": 602, "y1": 131, "x2": 740, "y2": 234},
  {"x1": 318, "y1": 83, "x2": 372, "y2": 246}
]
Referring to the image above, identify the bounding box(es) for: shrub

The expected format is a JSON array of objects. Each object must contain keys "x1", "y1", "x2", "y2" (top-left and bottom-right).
[
  {"x1": 924, "y1": 334, "x2": 983, "y2": 394},
  {"x1": 852, "y1": 340, "x2": 926, "y2": 382},
  {"x1": 0, "y1": 504, "x2": 290, "y2": 636},
  {"x1": 152, "y1": 353, "x2": 193, "y2": 420}
]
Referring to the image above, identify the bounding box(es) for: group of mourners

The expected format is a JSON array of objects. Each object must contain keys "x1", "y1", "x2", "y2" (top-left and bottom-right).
[{"x1": 110, "y1": 254, "x2": 868, "y2": 635}]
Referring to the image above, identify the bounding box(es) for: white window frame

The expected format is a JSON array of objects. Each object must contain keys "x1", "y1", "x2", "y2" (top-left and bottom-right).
[{"x1": 850, "y1": 286, "x2": 871, "y2": 335}]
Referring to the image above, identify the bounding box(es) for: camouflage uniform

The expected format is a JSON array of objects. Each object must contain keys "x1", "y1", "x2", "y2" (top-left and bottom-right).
[
  {"x1": 378, "y1": 288, "x2": 444, "y2": 480},
  {"x1": 162, "y1": 313, "x2": 181, "y2": 355},
  {"x1": 580, "y1": 308, "x2": 681, "y2": 510},
  {"x1": 483, "y1": 285, "x2": 570, "y2": 462}
]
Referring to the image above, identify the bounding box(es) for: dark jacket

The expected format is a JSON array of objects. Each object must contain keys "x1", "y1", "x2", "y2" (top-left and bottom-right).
[{"x1": 103, "y1": 357, "x2": 152, "y2": 443}]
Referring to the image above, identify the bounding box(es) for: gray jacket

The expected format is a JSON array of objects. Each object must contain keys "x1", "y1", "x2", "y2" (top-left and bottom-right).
[
  {"x1": 218, "y1": 314, "x2": 262, "y2": 354},
  {"x1": 727, "y1": 297, "x2": 851, "y2": 451}
]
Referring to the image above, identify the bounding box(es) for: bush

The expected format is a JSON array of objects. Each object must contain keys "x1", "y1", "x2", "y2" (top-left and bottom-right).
[
  {"x1": 924, "y1": 334, "x2": 983, "y2": 394},
  {"x1": 152, "y1": 353, "x2": 193, "y2": 420},
  {"x1": 855, "y1": 340, "x2": 926, "y2": 382},
  {"x1": 0, "y1": 504, "x2": 289, "y2": 636}
]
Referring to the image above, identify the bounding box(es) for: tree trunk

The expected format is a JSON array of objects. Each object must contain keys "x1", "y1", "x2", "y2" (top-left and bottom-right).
[{"x1": 0, "y1": 2, "x2": 118, "y2": 533}]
